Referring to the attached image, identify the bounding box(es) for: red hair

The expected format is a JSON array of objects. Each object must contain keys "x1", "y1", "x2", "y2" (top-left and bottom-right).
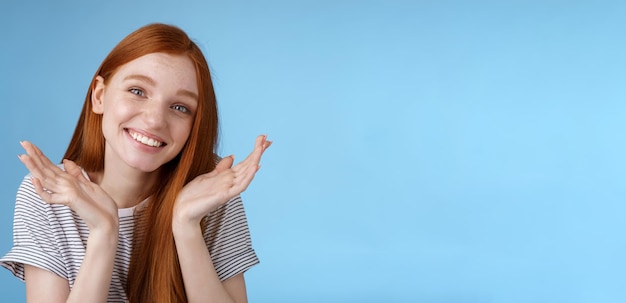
[{"x1": 63, "y1": 23, "x2": 219, "y2": 302}]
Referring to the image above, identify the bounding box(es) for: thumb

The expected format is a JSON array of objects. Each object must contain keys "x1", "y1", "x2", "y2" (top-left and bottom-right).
[
  {"x1": 208, "y1": 155, "x2": 234, "y2": 177},
  {"x1": 63, "y1": 159, "x2": 88, "y2": 182}
]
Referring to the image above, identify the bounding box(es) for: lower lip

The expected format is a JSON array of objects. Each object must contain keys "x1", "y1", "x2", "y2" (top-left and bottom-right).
[{"x1": 125, "y1": 129, "x2": 164, "y2": 154}]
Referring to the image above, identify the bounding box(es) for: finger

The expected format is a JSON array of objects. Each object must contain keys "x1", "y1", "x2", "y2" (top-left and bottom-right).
[
  {"x1": 20, "y1": 141, "x2": 62, "y2": 180},
  {"x1": 18, "y1": 153, "x2": 56, "y2": 187},
  {"x1": 21, "y1": 141, "x2": 57, "y2": 168},
  {"x1": 30, "y1": 177, "x2": 55, "y2": 204},
  {"x1": 241, "y1": 135, "x2": 269, "y2": 166},
  {"x1": 215, "y1": 155, "x2": 234, "y2": 173},
  {"x1": 19, "y1": 143, "x2": 76, "y2": 197},
  {"x1": 204, "y1": 155, "x2": 234, "y2": 179},
  {"x1": 63, "y1": 159, "x2": 89, "y2": 183},
  {"x1": 230, "y1": 168, "x2": 256, "y2": 195},
  {"x1": 253, "y1": 135, "x2": 272, "y2": 159},
  {"x1": 232, "y1": 158, "x2": 264, "y2": 194},
  {"x1": 63, "y1": 159, "x2": 81, "y2": 176},
  {"x1": 234, "y1": 138, "x2": 271, "y2": 174},
  {"x1": 18, "y1": 142, "x2": 46, "y2": 171},
  {"x1": 232, "y1": 135, "x2": 272, "y2": 192},
  {"x1": 254, "y1": 134, "x2": 268, "y2": 154}
]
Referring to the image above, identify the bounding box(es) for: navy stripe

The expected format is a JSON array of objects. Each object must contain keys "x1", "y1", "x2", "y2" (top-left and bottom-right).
[{"x1": 1, "y1": 170, "x2": 259, "y2": 302}]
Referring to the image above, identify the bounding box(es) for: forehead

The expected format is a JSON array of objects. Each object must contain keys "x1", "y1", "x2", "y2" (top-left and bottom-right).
[{"x1": 111, "y1": 52, "x2": 199, "y2": 94}]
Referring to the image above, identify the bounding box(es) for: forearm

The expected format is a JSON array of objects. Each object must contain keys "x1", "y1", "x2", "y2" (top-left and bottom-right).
[
  {"x1": 173, "y1": 220, "x2": 236, "y2": 303},
  {"x1": 66, "y1": 228, "x2": 118, "y2": 303}
]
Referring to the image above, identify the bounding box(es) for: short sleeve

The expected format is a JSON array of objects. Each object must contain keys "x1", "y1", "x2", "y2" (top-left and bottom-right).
[
  {"x1": 0, "y1": 176, "x2": 68, "y2": 281},
  {"x1": 202, "y1": 195, "x2": 259, "y2": 281}
]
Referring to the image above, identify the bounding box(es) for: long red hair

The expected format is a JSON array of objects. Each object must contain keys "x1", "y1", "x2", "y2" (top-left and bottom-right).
[{"x1": 63, "y1": 23, "x2": 219, "y2": 302}]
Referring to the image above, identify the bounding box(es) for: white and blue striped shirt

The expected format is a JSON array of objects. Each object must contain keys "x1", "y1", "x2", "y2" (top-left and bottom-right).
[{"x1": 1, "y1": 170, "x2": 259, "y2": 302}]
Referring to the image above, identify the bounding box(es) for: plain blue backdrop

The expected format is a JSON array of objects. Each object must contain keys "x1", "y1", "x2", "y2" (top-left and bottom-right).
[{"x1": 1, "y1": 1, "x2": 625, "y2": 302}]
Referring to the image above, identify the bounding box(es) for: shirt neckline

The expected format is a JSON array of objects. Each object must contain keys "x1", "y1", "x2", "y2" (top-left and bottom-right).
[{"x1": 78, "y1": 166, "x2": 148, "y2": 218}]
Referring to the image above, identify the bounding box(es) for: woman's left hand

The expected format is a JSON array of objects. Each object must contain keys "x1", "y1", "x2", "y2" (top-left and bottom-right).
[{"x1": 173, "y1": 135, "x2": 272, "y2": 226}]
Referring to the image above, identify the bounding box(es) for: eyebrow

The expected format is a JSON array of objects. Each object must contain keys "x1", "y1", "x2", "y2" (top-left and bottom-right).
[{"x1": 124, "y1": 74, "x2": 198, "y2": 101}]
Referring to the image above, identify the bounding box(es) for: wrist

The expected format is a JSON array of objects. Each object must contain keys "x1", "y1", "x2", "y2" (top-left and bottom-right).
[
  {"x1": 88, "y1": 226, "x2": 119, "y2": 248},
  {"x1": 172, "y1": 214, "x2": 202, "y2": 238},
  {"x1": 172, "y1": 200, "x2": 203, "y2": 227}
]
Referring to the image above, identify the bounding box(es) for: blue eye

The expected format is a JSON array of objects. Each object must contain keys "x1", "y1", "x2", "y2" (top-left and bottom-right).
[
  {"x1": 172, "y1": 104, "x2": 190, "y2": 114},
  {"x1": 129, "y1": 88, "x2": 144, "y2": 96}
]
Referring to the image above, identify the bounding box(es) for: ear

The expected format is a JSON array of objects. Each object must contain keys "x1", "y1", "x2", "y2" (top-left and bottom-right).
[{"x1": 91, "y1": 75, "x2": 105, "y2": 114}]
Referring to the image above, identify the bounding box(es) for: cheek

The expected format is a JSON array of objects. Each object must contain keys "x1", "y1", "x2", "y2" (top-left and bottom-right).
[
  {"x1": 100, "y1": 108, "x2": 122, "y2": 132},
  {"x1": 167, "y1": 117, "x2": 194, "y2": 153},
  {"x1": 176, "y1": 121, "x2": 194, "y2": 144},
  {"x1": 100, "y1": 101, "x2": 136, "y2": 141},
  {"x1": 102, "y1": 97, "x2": 135, "y2": 124}
]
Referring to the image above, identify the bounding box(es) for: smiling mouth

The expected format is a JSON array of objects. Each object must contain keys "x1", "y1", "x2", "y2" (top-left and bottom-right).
[{"x1": 127, "y1": 129, "x2": 165, "y2": 147}]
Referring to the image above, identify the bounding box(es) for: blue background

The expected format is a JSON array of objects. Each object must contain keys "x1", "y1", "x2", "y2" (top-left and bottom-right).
[{"x1": 1, "y1": 1, "x2": 625, "y2": 302}]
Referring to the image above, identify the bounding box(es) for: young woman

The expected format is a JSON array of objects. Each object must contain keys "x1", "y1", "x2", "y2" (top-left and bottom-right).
[{"x1": 0, "y1": 23, "x2": 271, "y2": 303}]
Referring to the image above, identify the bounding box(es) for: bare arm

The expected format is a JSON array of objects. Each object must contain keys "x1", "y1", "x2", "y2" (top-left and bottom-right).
[
  {"x1": 19, "y1": 141, "x2": 119, "y2": 302},
  {"x1": 173, "y1": 221, "x2": 248, "y2": 303},
  {"x1": 25, "y1": 228, "x2": 118, "y2": 303},
  {"x1": 173, "y1": 135, "x2": 270, "y2": 302}
]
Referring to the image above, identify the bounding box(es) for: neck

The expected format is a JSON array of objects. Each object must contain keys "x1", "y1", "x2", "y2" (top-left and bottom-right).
[{"x1": 90, "y1": 164, "x2": 158, "y2": 209}]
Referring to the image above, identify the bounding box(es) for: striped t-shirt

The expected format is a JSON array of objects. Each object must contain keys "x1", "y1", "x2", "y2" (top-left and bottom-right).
[{"x1": 0, "y1": 170, "x2": 259, "y2": 302}]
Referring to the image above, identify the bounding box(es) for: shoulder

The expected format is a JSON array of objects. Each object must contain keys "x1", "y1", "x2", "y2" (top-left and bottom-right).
[
  {"x1": 15, "y1": 164, "x2": 63, "y2": 206},
  {"x1": 207, "y1": 195, "x2": 246, "y2": 221},
  {"x1": 202, "y1": 195, "x2": 251, "y2": 243},
  {"x1": 15, "y1": 167, "x2": 74, "y2": 219},
  {"x1": 16, "y1": 172, "x2": 44, "y2": 210}
]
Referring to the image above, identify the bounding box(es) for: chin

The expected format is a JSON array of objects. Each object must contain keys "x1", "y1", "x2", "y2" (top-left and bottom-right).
[{"x1": 125, "y1": 159, "x2": 164, "y2": 173}]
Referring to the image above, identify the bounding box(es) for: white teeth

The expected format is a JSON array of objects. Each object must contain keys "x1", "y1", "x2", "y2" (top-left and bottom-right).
[{"x1": 130, "y1": 131, "x2": 163, "y2": 147}]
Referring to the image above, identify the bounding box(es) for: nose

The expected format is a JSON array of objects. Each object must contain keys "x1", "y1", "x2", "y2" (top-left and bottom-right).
[{"x1": 143, "y1": 100, "x2": 167, "y2": 129}]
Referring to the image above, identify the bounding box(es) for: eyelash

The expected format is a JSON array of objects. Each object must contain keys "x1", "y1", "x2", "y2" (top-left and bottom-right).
[
  {"x1": 128, "y1": 87, "x2": 191, "y2": 114},
  {"x1": 129, "y1": 88, "x2": 145, "y2": 97},
  {"x1": 171, "y1": 104, "x2": 190, "y2": 114}
]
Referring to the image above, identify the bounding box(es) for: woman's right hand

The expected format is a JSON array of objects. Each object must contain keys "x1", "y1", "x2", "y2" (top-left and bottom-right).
[{"x1": 18, "y1": 141, "x2": 119, "y2": 233}]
